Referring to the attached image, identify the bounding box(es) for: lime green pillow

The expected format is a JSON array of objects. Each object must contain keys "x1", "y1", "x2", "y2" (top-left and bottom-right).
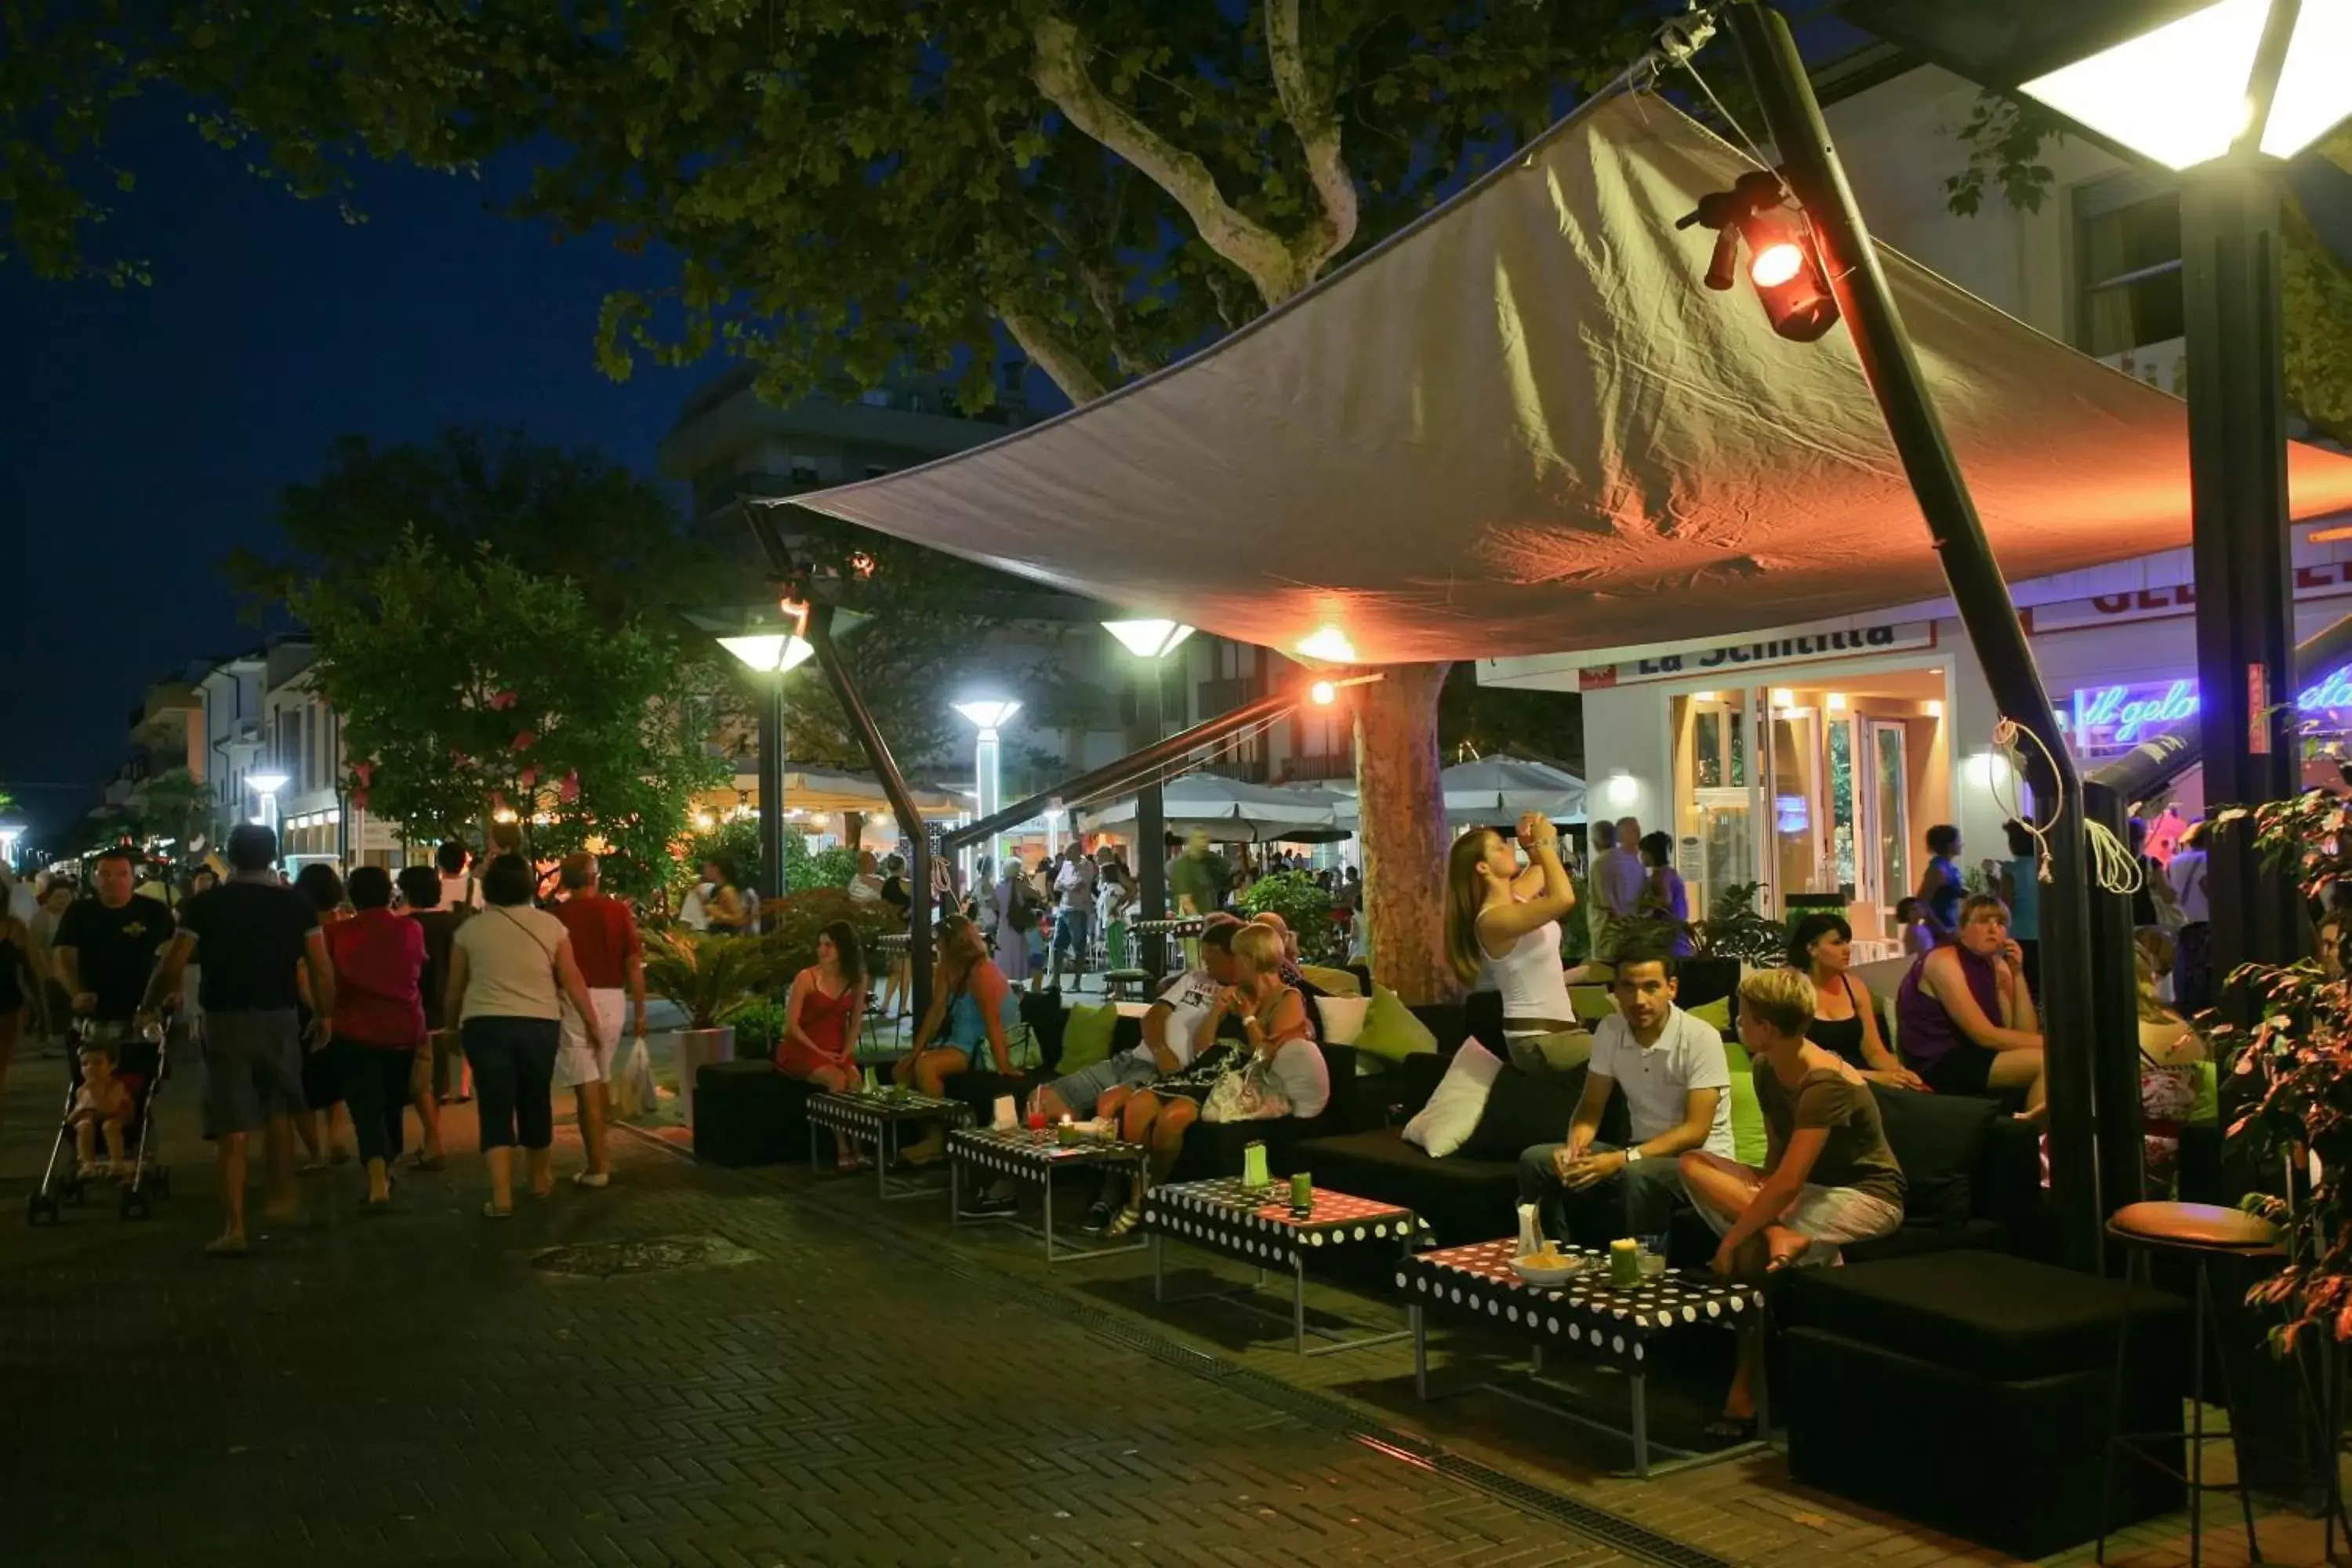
[
  {"x1": 1569, "y1": 985, "x2": 1617, "y2": 1022},
  {"x1": 1058, "y1": 1003, "x2": 1119, "y2": 1073},
  {"x1": 2187, "y1": 1058, "x2": 2220, "y2": 1127},
  {"x1": 1353, "y1": 984, "x2": 1439, "y2": 1062},
  {"x1": 1690, "y1": 996, "x2": 1733, "y2": 1034},
  {"x1": 1719, "y1": 1036, "x2": 1766, "y2": 1165},
  {"x1": 1300, "y1": 964, "x2": 1363, "y2": 998}
]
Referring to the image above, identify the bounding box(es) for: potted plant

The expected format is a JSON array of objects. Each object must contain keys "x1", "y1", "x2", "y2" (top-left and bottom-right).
[
  {"x1": 2210, "y1": 793, "x2": 2352, "y2": 1352},
  {"x1": 1610, "y1": 881, "x2": 1788, "y2": 1008},
  {"x1": 641, "y1": 929, "x2": 791, "y2": 1124}
]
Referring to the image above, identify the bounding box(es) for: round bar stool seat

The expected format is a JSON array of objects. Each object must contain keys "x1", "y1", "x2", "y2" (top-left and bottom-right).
[
  {"x1": 2110, "y1": 1201, "x2": 2281, "y2": 1254},
  {"x1": 1104, "y1": 968, "x2": 1152, "y2": 1000},
  {"x1": 2097, "y1": 1202, "x2": 2283, "y2": 1565}
]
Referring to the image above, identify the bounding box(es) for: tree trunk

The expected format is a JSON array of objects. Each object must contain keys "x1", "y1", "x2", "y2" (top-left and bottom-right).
[
  {"x1": 842, "y1": 811, "x2": 866, "y2": 854},
  {"x1": 1353, "y1": 662, "x2": 1456, "y2": 1004}
]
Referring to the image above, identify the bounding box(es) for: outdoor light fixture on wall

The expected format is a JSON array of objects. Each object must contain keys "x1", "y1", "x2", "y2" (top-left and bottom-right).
[
  {"x1": 1606, "y1": 770, "x2": 1640, "y2": 808},
  {"x1": 1678, "y1": 169, "x2": 1840, "y2": 343}
]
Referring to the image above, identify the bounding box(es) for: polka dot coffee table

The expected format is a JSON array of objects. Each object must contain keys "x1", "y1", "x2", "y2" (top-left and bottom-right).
[
  {"x1": 805, "y1": 1090, "x2": 972, "y2": 1201},
  {"x1": 947, "y1": 1125, "x2": 1149, "y2": 1264},
  {"x1": 1402, "y1": 1237, "x2": 1766, "y2": 1479},
  {"x1": 1141, "y1": 1177, "x2": 1420, "y2": 1357}
]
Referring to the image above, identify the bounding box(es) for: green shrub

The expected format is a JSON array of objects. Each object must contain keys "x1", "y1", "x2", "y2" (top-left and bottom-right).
[
  {"x1": 764, "y1": 887, "x2": 899, "y2": 985},
  {"x1": 1237, "y1": 870, "x2": 1342, "y2": 963}
]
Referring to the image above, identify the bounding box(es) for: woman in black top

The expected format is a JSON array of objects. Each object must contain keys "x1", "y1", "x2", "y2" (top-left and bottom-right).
[
  {"x1": 1786, "y1": 913, "x2": 1922, "y2": 1091},
  {"x1": 877, "y1": 855, "x2": 913, "y2": 1018}
]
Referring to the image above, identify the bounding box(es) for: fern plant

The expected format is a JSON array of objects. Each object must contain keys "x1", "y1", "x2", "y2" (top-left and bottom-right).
[{"x1": 641, "y1": 929, "x2": 792, "y2": 1031}]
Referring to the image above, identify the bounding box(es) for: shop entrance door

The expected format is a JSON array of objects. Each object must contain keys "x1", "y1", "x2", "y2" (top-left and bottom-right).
[
  {"x1": 1686, "y1": 692, "x2": 1755, "y2": 922},
  {"x1": 1860, "y1": 720, "x2": 1912, "y2": 919},
  {"x1": 1765, "y1": 697, "x2": 1828, "y2": 915}
]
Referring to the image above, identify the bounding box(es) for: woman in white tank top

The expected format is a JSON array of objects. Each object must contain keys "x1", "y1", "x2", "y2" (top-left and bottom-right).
[{"x1": 1443, "y1": 814, "x2": 1591, "y2": 1076}]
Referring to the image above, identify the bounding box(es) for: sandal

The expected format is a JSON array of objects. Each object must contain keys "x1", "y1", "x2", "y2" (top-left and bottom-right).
[
  {"x1": 1702, "y1": 1414, "x2": 1758, "y2": 1443},
  {"x1": 481, "y1": 1202, "x2": 514, "y2": 1219},
  {"x1": 1103, "y1": 1200, "x2": 1145, "y2": 1240},
  {"x1": 409, "y1": 1154, "x2": 445, "y2": 1172}
]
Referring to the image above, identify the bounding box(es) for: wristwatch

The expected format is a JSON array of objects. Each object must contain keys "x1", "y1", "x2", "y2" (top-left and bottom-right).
[{"x1": 1624, "y1": 1148, "x2": 1646, "y2": 1163}]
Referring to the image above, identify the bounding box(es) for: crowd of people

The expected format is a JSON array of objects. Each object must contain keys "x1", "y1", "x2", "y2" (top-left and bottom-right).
[{"x1": 0, "y1": 828, "x2": 644, "y2": 1254}]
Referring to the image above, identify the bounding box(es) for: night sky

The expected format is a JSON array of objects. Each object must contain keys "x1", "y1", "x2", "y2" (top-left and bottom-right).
[{"x1": 0, "y1": 99, "x2": 715, "y2": 839}]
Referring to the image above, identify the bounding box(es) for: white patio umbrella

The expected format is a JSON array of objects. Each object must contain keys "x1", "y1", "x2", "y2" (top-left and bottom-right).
[
  {"x1": 1079, "y1": 773, "x2": 1345, "y2": 844},
  {"x1": 1330, "y1": 755, "x2": 1584, "y2": 830}
]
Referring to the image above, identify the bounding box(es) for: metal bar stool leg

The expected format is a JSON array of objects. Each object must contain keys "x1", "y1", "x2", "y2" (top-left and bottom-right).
[
  {"x1": 2194, "y1": 1257, "x2": 2263, "y2": 1564},
  {"x1": 2099, "y1": 1247, "x2": 2147, "y2": 1566}
]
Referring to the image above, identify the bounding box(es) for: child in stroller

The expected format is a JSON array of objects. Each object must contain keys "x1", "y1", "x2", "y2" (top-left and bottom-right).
[{"x1": 70, "y1": 1037, "x2": 135, "y2": 1181}]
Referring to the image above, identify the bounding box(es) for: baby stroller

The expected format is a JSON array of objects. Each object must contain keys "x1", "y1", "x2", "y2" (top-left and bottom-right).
[{"x1": 26, "y1": 1017, "x2": 175, "y2": 1225}]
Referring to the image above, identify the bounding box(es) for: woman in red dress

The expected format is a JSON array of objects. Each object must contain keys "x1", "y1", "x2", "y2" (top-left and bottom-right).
[{"x1": 778, "y1": 920, "x2": 869, "y2": 1171}]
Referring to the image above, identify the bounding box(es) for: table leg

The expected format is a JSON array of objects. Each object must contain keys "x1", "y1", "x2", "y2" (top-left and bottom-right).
[
  {"x1": 1630, "y1": 1370, "x2": 1651, "y2": 1480},
  {"x1": 808, "y1": 1122, "x2": 821, "y2": 1176},
  {"x1": 1294, "y1": 1255, "x2": 1308, "y2": 1356},
  {"x1": 1755, "y1": 1325, "x2": 1770, "y2": 1438},
  {"x1": 1042, "y1": 1173, "x2": 1055, "y2": 1263},
  {"x1": 1412, "y1": 1305, "x2": 1428, "y2": 1399},
  {"x1": 1152, "y1": 1232, "x2": 1165, "y2": 1303},
  {"x1": 877, "y1": 1123, "x2": 891, "y2": 1202},
  {"x1": 1533, "y1": 1343, "x2": 1546, "y2": 1377},
  {"x1": 949, "y1": 1156, "x2": 960, "y2": 1229}
]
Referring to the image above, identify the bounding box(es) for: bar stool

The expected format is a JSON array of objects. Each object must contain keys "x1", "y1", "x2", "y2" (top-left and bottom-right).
[{"x1": 2098, "y1": 1199, "x2": 2284, "y2": 1566}]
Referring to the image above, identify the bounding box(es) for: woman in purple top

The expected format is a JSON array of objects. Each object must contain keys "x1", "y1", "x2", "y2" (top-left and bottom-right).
[
  {"x1": 1895, "y1": 893, "x2": 2046, "y2": 1114},
  {"x1": 1637, "y1": 832, "x2": 1693, "y2": 957}
]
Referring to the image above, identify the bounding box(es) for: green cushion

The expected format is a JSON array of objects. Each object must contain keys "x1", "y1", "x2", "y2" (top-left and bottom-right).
[
  {"x1": 1690, "y1": 996, "x2": 1733, "y2": 1034},
  {"x1": 2187, "y1": 1058, "x2": 2220, "y2": 1127},
  {"x1": 1721, "y1": 1037, "x2": 1766, "y2": 1166},
  {"x1": 1300, "y1": 964, "x2": 1363, "y2": 998},
  {"x1": 1569, "y1": 985, "x2": 1616, "y2": 1022},
  {"x1": 1353, "y1": 984, "x2": 1440, "y2": 1063},
  {"x1": 1058, "y1": 1003, "x2": 1119, "y2": 1073}
]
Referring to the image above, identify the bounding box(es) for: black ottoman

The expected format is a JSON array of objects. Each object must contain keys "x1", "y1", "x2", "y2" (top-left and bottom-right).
[
  {"x1": 691, "y1": 1061, "x2": 815, "y2": 1167},
  {"x1": 1784, "y1": 1250, "x2": 2189, "y2": 1559}
]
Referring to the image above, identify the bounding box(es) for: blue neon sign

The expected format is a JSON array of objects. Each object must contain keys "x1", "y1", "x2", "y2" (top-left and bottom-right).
[{"x1": 2072, "y1": 666, "x2": 2352, "y2": 749}]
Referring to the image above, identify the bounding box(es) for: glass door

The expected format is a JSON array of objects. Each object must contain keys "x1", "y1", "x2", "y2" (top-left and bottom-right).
[
  {"x1": 1685, "y1": 693, "x2": 1752, "y2": 920},
  {"x1": 1863, "y1": 720, "x2": 1911, "y2": 918},
  {"x1": 1766, "y1": 700, "x2": 1828, "y2": 911},
  {"x1": 1828, "y1": 717, "x2": 1859, "y2": 901}
]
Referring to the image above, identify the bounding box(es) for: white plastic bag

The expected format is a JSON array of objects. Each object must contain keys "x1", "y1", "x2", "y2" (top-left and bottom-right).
[{"x1": 612, "y1": 1035, "x2": 659, "y2": 1120}]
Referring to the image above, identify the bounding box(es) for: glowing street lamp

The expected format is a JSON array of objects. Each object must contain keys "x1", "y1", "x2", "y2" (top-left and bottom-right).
[
  {"x1": 245, "y1": 771, "x2": 289, "y2": 834},
  {"x1": 0, "y1": 822, "x2": 22, "y2": 869},
  {"x1": 953, "y1": 700, "x2": 1022, "y2": 869},
  {"x1": 717, "y1": 632, "x2": 817, "y2": 674},
  {"x1": 1102, "y1": 619, "x2": 1196, "y2": 661},
  {"x1": 1103, "y1": 619, "x2": 1198, "y2": 974}
]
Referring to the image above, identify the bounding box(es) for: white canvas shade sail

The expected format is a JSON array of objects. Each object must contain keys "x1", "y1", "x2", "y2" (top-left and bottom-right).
[
  {"x1": 794, "y1": 92, "x2": 2352, "y2": 663},
  {"x1": 1330, "y1": 755, "x2": 1587, "y2": 829},
  {"x1": 1079, "y1": 774, "x2": 1347, "y2": 844}
]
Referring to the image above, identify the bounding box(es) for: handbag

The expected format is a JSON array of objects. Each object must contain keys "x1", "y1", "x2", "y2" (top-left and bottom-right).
[{"x1": 1203, "y1": 1057, "x2": 1290, "y2": 1123}]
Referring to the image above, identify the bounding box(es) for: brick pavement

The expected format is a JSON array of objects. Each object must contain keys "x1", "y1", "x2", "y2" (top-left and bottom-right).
[{"x1": 0, "y1": 1058, "x2": 1638, "y2": 1568}]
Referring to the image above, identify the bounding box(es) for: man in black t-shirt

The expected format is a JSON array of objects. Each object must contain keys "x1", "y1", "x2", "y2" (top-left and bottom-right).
[{"x1": 53, "y1": 848, "x2": 175, "y2": 1083}]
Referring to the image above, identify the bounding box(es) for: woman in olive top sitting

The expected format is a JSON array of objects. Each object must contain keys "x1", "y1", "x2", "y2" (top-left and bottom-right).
[
  {"x1": 1786, "y1": 913, "x2": 1922, "y2": 1091},
  {"x1": 1682, "y1": 969, "x2": 1905, "y2": 1438}
]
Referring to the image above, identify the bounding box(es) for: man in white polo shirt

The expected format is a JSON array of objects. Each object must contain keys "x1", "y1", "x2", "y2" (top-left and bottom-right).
[{"x1": 1519, "y1": 941, "x2": 1733, "y2": 1249}]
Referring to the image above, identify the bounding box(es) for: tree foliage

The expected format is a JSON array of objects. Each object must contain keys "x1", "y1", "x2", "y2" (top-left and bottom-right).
[
  {"x1": 1951, "y1": 111, "x2": 2352, "y2": 442},
  {"x1": 292, "y1": 535, "x2": 727, "y2": 898},
  {"x1": 128, "y1": 766, "x2": 216, "y2": 854}
]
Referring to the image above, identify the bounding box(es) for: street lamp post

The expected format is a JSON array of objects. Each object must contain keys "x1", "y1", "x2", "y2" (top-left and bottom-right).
[
  {"x1": 716, "y1": 628, "x2": 815, "y2": 917},
  {"x1": 951, "y1": 701, "x2": 1022, "y2": 874},
  {"x1": 1104, "y1": 619, "x2": 1197, "y2": 978},
  {"x1": 245, "y1": 771, "x2": 289, "y2": 838},
  {"x1": 1850, "y1": 0, "x2": 2352, "y2": 984}
]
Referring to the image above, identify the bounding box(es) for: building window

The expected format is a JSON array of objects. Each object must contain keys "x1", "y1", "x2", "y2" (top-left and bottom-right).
[
  {"x1": 859, "y1": 389, "x2": 891, "y2": 408},
  {"x1": 2075, "y1": 175, "x2": 2183, "y2": 358}
]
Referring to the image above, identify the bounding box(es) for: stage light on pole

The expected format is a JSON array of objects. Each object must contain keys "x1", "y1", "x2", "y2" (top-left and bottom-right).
[{"x1": 1679, "y1": 169, "x2": 1840, "y2": 343}]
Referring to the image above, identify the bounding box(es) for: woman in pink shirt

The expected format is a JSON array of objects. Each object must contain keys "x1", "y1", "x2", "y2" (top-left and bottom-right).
[{"x1": 324, "y1": 867, "x2": 426, "y2": 1209}]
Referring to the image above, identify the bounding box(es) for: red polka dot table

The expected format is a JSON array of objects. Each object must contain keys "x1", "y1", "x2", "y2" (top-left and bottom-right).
[
  {"x1": 947, "y1": 1125, "x2": 1150, "y2": 1264},
  {"x1": 1401, "y1": 1237, "x2": 1767, "y2": 1478},
  {"x1": 1140, "y1": 1178, "x2": 1421, "y2": 1356},
  {"x1": 805, "y1": 1091, "x2": 971, "y2": 1201}
]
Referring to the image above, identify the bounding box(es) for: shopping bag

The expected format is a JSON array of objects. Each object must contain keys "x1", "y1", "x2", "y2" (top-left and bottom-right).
[{"x1": 612, "y1": 1035, "x2": 658, "y2": 1120}]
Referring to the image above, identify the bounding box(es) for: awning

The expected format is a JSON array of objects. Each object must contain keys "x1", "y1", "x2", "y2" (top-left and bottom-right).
[
  {"x1": 1079, "y1": 775, "x2": 1346, "y2": 844},
  {"x1": 1332, "y1": 754, "x2": 1586, "y2": 829},
  {"x1": 711, "y1": 766, "x2": 966, "y2": 819},
  {"x1": 793, "y1": 91, "x2": 2352, "y2": 664}
]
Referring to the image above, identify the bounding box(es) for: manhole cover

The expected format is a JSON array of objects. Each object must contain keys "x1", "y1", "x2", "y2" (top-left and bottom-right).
[{"x1": 531, "y1": 1234, "x2": 759, "y2": 1277}]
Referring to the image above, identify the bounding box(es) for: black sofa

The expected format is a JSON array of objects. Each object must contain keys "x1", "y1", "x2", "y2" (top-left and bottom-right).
[{"x1": 1295, "y1": 1036, "x2": 2048, "y2": 1257}]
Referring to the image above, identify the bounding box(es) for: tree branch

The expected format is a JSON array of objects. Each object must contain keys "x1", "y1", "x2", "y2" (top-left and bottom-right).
[
  {"x1": 1030, "y1": 10, "x2": 1304, "y2": 306},
  {"x1": 1264, "y1": 0, "x2": 1358, "y2": 281},
  {"x1": 995, "y1": 301, "x2": 1109, "y2": 404}
]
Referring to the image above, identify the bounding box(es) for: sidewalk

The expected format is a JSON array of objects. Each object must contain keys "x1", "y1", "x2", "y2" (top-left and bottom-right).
[{"x1": 0, "y1": 1057, "x2": 1632, "y2": 1568}]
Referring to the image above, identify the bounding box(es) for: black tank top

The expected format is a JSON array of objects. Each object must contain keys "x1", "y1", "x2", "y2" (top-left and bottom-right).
[{"x1": 1805, "y1": 974, "x2": 1871, "y2": 1070}]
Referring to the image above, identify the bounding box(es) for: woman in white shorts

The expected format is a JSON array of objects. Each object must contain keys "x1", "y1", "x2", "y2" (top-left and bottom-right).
[{"x1": 1681, "y1": 968, "x2": 1906, "y2": 1441}]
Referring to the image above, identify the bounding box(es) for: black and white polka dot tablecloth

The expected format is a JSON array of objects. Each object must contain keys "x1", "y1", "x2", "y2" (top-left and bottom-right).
[
  {"x1": 807, "y1": 1091, "x2": 971, "y2": 1139},
  {"x1": 1401, "y1": 1239, "x2": 1762, "y2": 1367},
  {"x1": 1142, "y1": 1178, "x2": 1416, "y2": 1269},
  {"x1": 950, "y1": 1125, "x2": 1145, "y2": 1177}
]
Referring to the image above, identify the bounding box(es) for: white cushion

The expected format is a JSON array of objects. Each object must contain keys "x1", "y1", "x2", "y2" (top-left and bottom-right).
[
  {"x1": 1401, "y1": 1037, "x2": 1504, "y2": 1159},
  {"x1": 1313, "y1": 994, "x2": 1370, "y2": 1046}
]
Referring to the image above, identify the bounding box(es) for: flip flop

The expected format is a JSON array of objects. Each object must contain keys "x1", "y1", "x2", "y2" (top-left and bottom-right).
[{"x1": 481, "y1": 1202, "x2": 514, "y2": 1219}]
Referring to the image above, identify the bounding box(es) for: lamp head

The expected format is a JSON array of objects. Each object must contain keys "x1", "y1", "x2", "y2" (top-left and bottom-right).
[
  {"x1": 953, "y1": 700, "x2": 1022, "y2": 732},
  {"x1": 1102, "y1": 619, "x2": 1196, "y2": 660},
  {"x1": 717, "y1": 633, "x2": 817, "y2": 674},
  {"x1": 246, "y1": 771, "x2": 289, "y2": 796}
]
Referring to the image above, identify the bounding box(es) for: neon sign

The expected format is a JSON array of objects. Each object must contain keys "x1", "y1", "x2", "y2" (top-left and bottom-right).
[{"x1": 2071, "y1": 666, "x2": 2352, "y2": 750}]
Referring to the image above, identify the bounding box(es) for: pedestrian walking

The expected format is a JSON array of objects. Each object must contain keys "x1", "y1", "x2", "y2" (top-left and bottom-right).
[
  {"x1": 292, "y1": 862, "x2": 356, "y2": 1170},
  {"x1": 0, "y1": 892, "x2": 52, "y2": 1150},
  {"x1": 53, "y1": 847, "x2": 175, "y2": 1105},
  {"x1": 395, "y1": 865, "x2": 459, "y2": 1164},
  {"x1": 549, "y1": 852, "x2": 645, "y2": 1189},
  {"x1": 323, "y1": 867, "x2": 426, "y2": 1209},
  {"x1": 140, "y1": 824, "x2": 330, "y2": 1255},
  {"x1": 443, "y1": 854, "x2": 608, "y2": 1217}
]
